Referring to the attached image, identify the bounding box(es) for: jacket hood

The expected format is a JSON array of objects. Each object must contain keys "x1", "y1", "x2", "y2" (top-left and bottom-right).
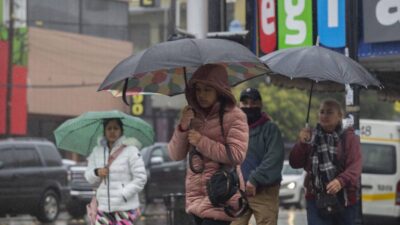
[
  {"x1": 185, "y1": 64, "x2": 236, "y2": 113},
  {"x1": 98, "y1": 135, "x2": 143, "y2": 149}
]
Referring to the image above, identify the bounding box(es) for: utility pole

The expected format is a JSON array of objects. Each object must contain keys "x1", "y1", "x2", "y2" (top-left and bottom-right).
[
  {"x1": 5, "y1": 0, "x2": 15, "y2": 137},
  {"x1": 168, "y1": 0, "x2": 176, "y2": 38},
  {"x1": 187, "y1": 0, "x2": 208, "y2": 38},
  {"x1": 345, "y1": 0, "x2": 362, "y2": 225}
]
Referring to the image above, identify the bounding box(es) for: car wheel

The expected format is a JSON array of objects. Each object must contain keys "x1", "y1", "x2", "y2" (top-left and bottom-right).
[
  {"x1": 297, "y1": 189, "x2": 306, "y2": 209},
  {"x1": 66, "y1": 199, "x2": 87, "y2": 219},
  {"x1": 36, "y1": 189, "x2": 60, "y2": 223}
]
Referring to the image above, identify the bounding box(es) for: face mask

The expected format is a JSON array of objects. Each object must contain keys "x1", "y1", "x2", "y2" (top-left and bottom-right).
[{"x1": 241, "y1": 107, "x2": 262, "y2": 125}]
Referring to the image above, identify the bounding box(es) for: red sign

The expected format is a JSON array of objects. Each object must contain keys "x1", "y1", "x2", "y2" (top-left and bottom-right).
[
  {"x1": 10, "y1": 66, "x2": 27, "y2": 135},
  {"x1": 258, "y1": 0, "x2": 277, "y2": 54},
  {"x1": 0, "y1": 41, "x2": 27, "y2": 135},
  {"x1": 0, "y1": 41, "x2": 8, "y2": 135}
]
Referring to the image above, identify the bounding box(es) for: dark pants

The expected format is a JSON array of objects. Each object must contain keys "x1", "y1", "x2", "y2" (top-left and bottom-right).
[
  {"x1": 306, "y1": 199, "x2": 356, "y2": 225},
  {"x1": 193, "y1": 215, "x2": 230, "y2": 225}
]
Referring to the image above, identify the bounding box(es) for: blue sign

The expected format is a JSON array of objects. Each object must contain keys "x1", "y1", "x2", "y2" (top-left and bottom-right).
[{"x1": 317, "y1": 0, "x2": 345, "y2": 47}]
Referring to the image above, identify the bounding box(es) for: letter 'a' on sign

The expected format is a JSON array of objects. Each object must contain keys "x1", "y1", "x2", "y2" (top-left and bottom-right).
[
  {"x1": 278, "y1": 0, "x2": 313, "y2": 49},
  {"x1": 318, "y1": 0, "x2": 346, "y2": 47},
  {"x1": 259, "y1": 0, "x2": 277, "y2": 54},
  {"x1": 363, "y1": 0, "x2": 400, "y2": 43}
]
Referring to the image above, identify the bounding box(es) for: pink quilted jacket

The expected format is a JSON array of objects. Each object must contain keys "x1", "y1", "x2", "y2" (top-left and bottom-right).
[{"x1": 168, "y1": 64, "x2": 249, "y2": 221}]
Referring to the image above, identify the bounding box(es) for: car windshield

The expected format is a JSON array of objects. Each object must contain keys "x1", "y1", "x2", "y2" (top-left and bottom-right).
[
  {"x1": 282, "y1": 163, "x2": 303, "y2": 175},
  {"x1": 361, "y1": 143, "x2": 396, "y2": 174}
]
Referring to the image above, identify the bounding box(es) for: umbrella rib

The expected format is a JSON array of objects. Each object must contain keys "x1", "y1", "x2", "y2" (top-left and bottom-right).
[{"x1": 190, "y1": 39, "x2": 204, "y2": 64}]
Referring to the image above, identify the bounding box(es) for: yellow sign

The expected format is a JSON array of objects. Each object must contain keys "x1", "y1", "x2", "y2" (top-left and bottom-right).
[
  {"x1": 395, "y1": 101, "x2": 400, "y2": 113},
  {"x1": 140, "y1": 0, "x2": 155, "y2": 7},
  {"x1": 131, "y1": 95, "x2": 144, "y2": 116}
]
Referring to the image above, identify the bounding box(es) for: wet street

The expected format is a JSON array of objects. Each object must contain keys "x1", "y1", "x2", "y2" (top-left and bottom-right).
[
  {"x1": 0, "y1": 202, "x2": 306, "y2": 225},
  {"x1": 0, "y1": 203, "x2": 397, "y2": 225}
]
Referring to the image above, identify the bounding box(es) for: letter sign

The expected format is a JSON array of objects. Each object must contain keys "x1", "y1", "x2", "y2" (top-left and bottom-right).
[
  {"x1": 259, "y1": 0, "x2": 276, "y2": 54},
  {"x1": 363, "y1": 0, "x2": 400, "y2": 43},
  {"x1": 318, "y1": 0, "x2": 345, "y2": 47},
  {"x1": 278, "y1": 0, "x2": 313, "y2": 49}
]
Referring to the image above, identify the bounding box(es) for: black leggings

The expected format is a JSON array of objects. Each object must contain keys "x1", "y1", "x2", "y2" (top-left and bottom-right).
[{"x1": 193, "y1": 215, "x2": 230, "y2": 225}]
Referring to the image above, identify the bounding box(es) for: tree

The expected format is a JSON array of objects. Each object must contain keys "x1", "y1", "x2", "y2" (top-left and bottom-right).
[
  {"x1": 359, "y1": 90, "x2": 397, "y2": 120},
  {"x1": 233, "y1": 79, "x2": 320, "y2": 142}
]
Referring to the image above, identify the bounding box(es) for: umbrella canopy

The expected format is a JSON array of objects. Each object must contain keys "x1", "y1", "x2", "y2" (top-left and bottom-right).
[
  {"x1": 260, "y1": 46, "x2": 383, "y2": 124},
  {"x1": 98, "y1": 38, "x2": 270, "y2": 98},
  {"x1": 54, "y1": 110, "x2": 154, "y2": 156},
  {"x1": 260, "y1": 46, "x2": 382, "y2": 92}
]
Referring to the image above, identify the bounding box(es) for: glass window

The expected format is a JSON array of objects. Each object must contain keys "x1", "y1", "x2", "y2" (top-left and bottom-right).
[
  {"x1": 361, "y1": 143, "x2": 396, "y2": 174},
  {"x1": 39, "y1": 145, "x2": 62, "y2": 167},
  {"x1": 0, "y1": 146, "x2": 16, "y2": 169},
  {"x1": 14, "y1": 147, "x2": 42, "y2": 168}
]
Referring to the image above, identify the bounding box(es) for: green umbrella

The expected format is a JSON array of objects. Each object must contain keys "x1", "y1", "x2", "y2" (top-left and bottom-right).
[{"x1": 54, "y1": 110, "x2": 154, "y2": 156}]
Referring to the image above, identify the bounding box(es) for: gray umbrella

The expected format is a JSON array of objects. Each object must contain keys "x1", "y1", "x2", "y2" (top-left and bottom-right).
[
  {"x1": 260, "y1": 46, "x2": 383, "y2": 124},
  {"x1": 98, "y1": 38, "x2": 269, "y2": 101}
]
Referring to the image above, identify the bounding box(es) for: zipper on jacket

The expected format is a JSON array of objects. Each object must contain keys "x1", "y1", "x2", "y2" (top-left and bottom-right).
[{"x1": 122, "y1": 184, "x2": 127, "y2": 202}]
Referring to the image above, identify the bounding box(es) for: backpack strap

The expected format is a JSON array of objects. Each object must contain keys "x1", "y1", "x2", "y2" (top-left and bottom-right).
[{"x1": 106, "y1": 144, "x2": 126, "y2": 168}]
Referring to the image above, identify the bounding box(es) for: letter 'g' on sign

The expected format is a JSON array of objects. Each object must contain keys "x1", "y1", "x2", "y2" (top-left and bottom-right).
[{"x1": 278, "y1": 0, "x2": 313, "y2": 49}]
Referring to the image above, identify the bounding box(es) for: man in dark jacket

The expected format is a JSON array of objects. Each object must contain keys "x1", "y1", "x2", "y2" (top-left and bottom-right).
[{"x1": 231, "y1": 88, "x2": 284, "y2": 225}]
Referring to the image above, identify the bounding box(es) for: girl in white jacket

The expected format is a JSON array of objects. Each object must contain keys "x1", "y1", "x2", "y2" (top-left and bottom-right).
[{"x1": 84, "y1": 118, "x2": 147, "y2": 225}]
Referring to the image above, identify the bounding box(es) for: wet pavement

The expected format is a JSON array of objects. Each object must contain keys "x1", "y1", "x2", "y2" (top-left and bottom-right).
[{"x1": 0, "y1": 203, "x2": 397, "y2": 225}]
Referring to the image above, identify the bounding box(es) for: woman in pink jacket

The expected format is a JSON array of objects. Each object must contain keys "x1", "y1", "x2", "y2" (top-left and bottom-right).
[
  {"x1": 289, "y1": 99, "x2": 362, "y2": 225},
  {"x1": 168, "y1": 64, "x2": 249, "y2": 225}
]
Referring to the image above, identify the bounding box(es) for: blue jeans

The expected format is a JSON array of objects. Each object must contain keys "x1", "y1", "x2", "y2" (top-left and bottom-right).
[{"x1": 306, "y1": 200, "x2": 356, "y2": 225}]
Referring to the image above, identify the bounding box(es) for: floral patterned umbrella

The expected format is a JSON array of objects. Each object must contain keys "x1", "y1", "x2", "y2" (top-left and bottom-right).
[{"x1": 98, "y1": 38, "x2": 270, "y2": 99}]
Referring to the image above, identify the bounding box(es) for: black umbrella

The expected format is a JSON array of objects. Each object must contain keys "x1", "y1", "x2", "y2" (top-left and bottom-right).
[
  {"x1": 260, "y1": 46, "x2": 383, "y2": 124},
  {"x1": 98, "y1": 38, "x2": 270, "y2": 102}
]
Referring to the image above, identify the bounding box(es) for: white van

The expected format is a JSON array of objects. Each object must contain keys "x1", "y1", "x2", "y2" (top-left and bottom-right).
[{"x1": 360, "y1": 119, "x2": 400, "y2": 220}]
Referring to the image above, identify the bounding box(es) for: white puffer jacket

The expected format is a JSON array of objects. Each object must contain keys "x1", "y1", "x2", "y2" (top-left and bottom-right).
[{"x1": 84, "y1": 136, "x2": 147, "y2": 212}]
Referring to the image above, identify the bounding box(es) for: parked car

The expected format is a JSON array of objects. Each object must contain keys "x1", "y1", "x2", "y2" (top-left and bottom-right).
[
  {"x1": 279, "y1": 160, "x2": 306, "y2": 209},
  {"x1": 0, "y1": 138, "x2": 70, "y2": 222},
  {"x1": 62, "y1": 158, "x2": 77, "y2": 168},
  {"x1": 141, "y1": 142, "x2": 186, "y2": 203},
  {"x1": 65, "y1": 142, "x2": 186, "y2": 218},
  {"x1": 64, "y1": 162, "x2": 95, "y2": 218}
]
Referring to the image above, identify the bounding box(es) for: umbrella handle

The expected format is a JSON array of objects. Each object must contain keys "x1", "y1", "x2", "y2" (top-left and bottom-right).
[
  {"x1": 122, "y1": 78, "x2": 129, "y2": 105},
  {"x1": 305, "y1": 82, "x2": 314, "y2": 125}
]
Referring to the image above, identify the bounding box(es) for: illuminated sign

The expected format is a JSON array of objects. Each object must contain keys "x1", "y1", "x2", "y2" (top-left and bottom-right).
[
  {"x1": 140, "y1": 0, "x2": 155, "y2": 7},
  {"x1": 131, "y1": 95, "x2": 144, "y2": 116}
]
